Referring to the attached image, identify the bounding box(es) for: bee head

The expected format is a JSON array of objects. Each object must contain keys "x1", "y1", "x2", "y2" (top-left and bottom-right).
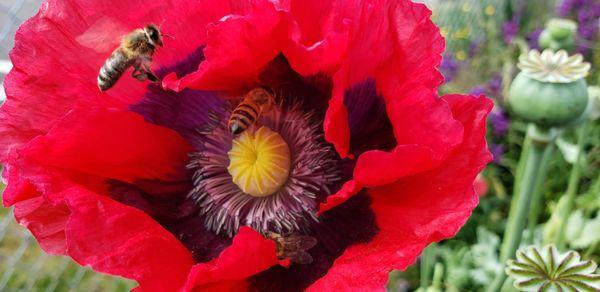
[{"x1": 144, "y1": 24, "x2": 163, "y2": 47}]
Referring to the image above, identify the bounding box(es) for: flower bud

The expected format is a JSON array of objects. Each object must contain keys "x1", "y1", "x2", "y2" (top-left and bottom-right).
[
  {"x1": 547, "y1": 18, "x2": 577, "y2": 40},
  {"x1": 539, "y1": 19, "x2": 577, "y2": 51},
  {"x1": 508, "y1": 50, "x2": 590, "y2": 128}
]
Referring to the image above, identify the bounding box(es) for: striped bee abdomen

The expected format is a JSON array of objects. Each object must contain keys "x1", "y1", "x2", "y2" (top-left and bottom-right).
[
  {"x1": 228, "y1": 101, "x2": 262, "y2": 135},
  {"x1": 97, "y1": 49, "x2": 133, "y2": 91}
]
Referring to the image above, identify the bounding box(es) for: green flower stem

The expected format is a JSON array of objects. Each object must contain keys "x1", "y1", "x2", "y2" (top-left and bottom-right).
[
  {"x1": 431, "y1": 263, "x2": 443, "y2": 291},
  {"x1": 419, "y1": 244, "x2": 436, "y2": 290},
  {"x1": 589, "y1": 171, "x2": 600, "y2": 200},
  {"x1": 487, "y1": 125, "x2": 557, "y2": 292},
  {"x1": 501, "y1": 277, "x2": 518, "y2": 292},
  {"x1": 554, "y1": 121, "x2": 590, "y2": 250},
  {"x1": 584, "y1": 242, "x2": 598, "y2": 259},
  {"x1": 525, "y1": 143, "x2": 556, "y2": 244}
]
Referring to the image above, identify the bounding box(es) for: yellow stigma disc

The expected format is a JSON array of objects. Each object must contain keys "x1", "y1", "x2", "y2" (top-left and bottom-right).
[{"x1": 227, "y1": 126, "x2": 291, "y2": 197}]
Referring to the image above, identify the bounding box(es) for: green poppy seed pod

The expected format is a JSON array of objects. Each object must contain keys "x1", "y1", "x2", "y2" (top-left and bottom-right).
[
  {"x1": 508, "y1": 50, "x2": 590, "y2": 128},
  {"x1": 506, "y1": 245, "x2": 600, "y2": 291},
  {"x1": 571, "y1": 86, "x2": 600, "y2": 125}
]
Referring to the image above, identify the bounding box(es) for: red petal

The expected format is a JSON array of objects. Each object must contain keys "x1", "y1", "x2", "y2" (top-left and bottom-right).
[
  {"x1": 0, "y1": 0, "x2": 242, "y2": 160},
  {"x1": 12, "y1": 196, "x2": 70, "y2": 255},
  {"x1": 18, "y1": 108, "x2": 192, "y2": 183},
  {"x1": 318, "y1": 180, "x2": 361, "y2": 215},
  {"x1": 6, "y1": 166, "x2": 194, "y2": 292},
  {"x1": 2, "y1": 162, "x2": 38, "y2": 206},
  {"x1": 163, "y1": 0, "x2": 288, "y2": 92},
  {"x1": 181, "y1": 227, "x2": 278, "y2": 291},
  {"x1": 2, "y1": 106, "x2": 196, "y2": 290},
  {"x1": 64, "y1": 188, "x2": 194, "y2": 292},
  {"x1": 322, "y1": 1, "x2": 446, "y2": 157},
  {"x1": 474, "y1": 174, "x2": 489, "y2": 197},
  {"x1": 309, "y1": 95, "x2": 492, "y2": 290},
  {"x1": 353, "y1": 145, "x2": 436, "y2": 187},
  {"x1": 282, "y1": 0, "x2": 352, "y2": 75},
  {"x1": 160, "y1": 0, "x2": 447, "y2": 161},
  {"x1": 323, "y1": 88, "x2": 352, "y2": 158},
  {"x1": 385, "y1": 91, "x2": 463, "y2": 160},
  {"x1": 321, "y1": 90, "x2": 465, "y2": 211}
]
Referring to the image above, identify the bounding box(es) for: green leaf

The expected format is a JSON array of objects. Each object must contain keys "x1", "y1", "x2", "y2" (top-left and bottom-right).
[
  {"x1": 556, "y1": 137, "x2": 580, "y2": 165},
  {"x1": 569, "y1": 213, "x2": 600, "y2": 249}
]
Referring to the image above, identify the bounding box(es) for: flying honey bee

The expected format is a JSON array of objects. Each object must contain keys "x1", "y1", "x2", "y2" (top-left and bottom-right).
[
  {"x1": 268, "y1": 233, "x2": 318, "y2": 265},
  {"x1": 228, "y1": 88, "x2": 275, "y2": 135},
  {"x1": 97, "y1": 24, "x2": 166, "y2": 92}
]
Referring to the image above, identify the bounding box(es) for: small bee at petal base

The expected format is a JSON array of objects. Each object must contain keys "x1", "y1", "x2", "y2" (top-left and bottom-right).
[
  {"x1": 97, "y1": 23, "x2": 171, "y2": 92},
  {"x1": 268, "y1": 232, "x2": 318, "y2": 265},
  {"x1": 228, "y1": 88, "x2": 275, "y2": 135}
]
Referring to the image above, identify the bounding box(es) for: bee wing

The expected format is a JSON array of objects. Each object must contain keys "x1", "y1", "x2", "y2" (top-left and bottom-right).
[
  {"x1": 279, "y1": 235, "x2": 317, "y2": 254},
  {"x1": 291, "y1": 235, "x2": 318, "y2": 251},
  {"x1": 288, "y1": 251, "x2": 314, "y2": 265},
  {"x1": 76, "y1": 17, "x2": 129, "y2": 54}
]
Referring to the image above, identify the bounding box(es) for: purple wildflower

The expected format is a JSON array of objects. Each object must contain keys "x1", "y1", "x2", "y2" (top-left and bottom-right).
[
  {"x1": 557, "y1": 0, "x2": 600, "y2": 54},
  {"x1": 578, "y1": 8, "x2": 599, "y2": 37},
  {"x1": 487, "y1": 75, "x2": 503, "y2": 96},
  {"x1": 468, "y1": 39, "x2": 483, "y2": 57},
  {"x1": 469, "y1": 86, "x2": 487, "y2": 96},
  {"x1": 489, "y1": 107, "x2": 510, "y2": 137},
  {"x1": 440, "y1": 54, "x2": 460, "y2": 83},
  {"x1": 559, "y1": 0, "x2": 589, "y2": 15},
  {"x1": 527, "y1": 28, "x2": 544, "y2": 50},
  {"x1": 502, "y1": 21, "x2": 520, "y2": 44},
  {"x1": 490, "y1": 144, "x2": 507, "y2": 164},
  {"x1": 557, "y1": 0, "x2": 578, "y2": 17},
  {"x1": 502, "y1": 0, "x2": 526, "y2": 44}
]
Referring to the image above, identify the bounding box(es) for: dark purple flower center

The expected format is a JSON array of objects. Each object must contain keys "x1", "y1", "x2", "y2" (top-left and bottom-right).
[{"x1": 188, "y1": 102, "x2": 339, "y2": 237}]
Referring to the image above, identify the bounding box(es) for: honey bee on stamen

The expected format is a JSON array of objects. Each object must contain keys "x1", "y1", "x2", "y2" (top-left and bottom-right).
[
  {"x1": 228, "y1": 88, "x2": 275, "y2": 135},
  {"x1": 268, "y1": 232, "x2": 318, "y2": 265},
  {"x1": 97, "y1": 23, "x2": 170, "y2": 92}
]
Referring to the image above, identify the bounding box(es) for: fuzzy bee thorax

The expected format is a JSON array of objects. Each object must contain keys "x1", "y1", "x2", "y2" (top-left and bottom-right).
[{"x1": 121, "y1": 29, "x2": 155, "y2": 58}]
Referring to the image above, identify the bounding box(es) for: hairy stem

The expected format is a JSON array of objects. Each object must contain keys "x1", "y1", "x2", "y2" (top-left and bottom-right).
[
  {"x1": 419, "y1": 244, "x2": 436, "y2": 290},
  {"x1": 431, "y1": 263, "x2": 444, "y2": 291},
  {"x1": 525, "y1": 143, "x2": 556, "y2": 244},
  {"x1": 487, "y1": 125, "x2": 556, "y2": 292},
  {"x1": 554, "y1": 121, "x2": 590, "y2": 250}
]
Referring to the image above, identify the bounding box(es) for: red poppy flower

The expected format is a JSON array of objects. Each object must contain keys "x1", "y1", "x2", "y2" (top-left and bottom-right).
[
  {"x1": 474, "y1": 174, "x2": 489, "y2": 197},
  {"x1": 1, "y1": 0, "x2": 492, "y2": 290}
]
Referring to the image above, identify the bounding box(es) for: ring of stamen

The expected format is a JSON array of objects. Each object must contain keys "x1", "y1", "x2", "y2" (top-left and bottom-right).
[{"x1": 188, "y1": 103, "x2": 339, "y2": 237}]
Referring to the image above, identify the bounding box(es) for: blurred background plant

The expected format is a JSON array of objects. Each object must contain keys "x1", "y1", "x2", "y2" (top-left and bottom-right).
[{"x1": 0, "y1": 0, "x2": 599, "y2": 291}]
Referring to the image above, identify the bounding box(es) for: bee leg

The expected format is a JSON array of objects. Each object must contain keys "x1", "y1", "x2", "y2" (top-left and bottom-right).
[
  {"x1": 131, "y1": 59, "x2": 149, "y2": 81},
  {"x1": 131, "y1": 68, "x2": 159, "y2": 83},
  {"x1": 133, "y1": 57, "x2": 160, "y2": 83},
  {"x1": 132, "y1": 71, "x2": 148, "y2": 81},
  {"x1": 145, "y1": 71, "x2": 159, "y2": 83},
  {"x1": 132, "y1": 70, "x2": 159, "y2": 84}
]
